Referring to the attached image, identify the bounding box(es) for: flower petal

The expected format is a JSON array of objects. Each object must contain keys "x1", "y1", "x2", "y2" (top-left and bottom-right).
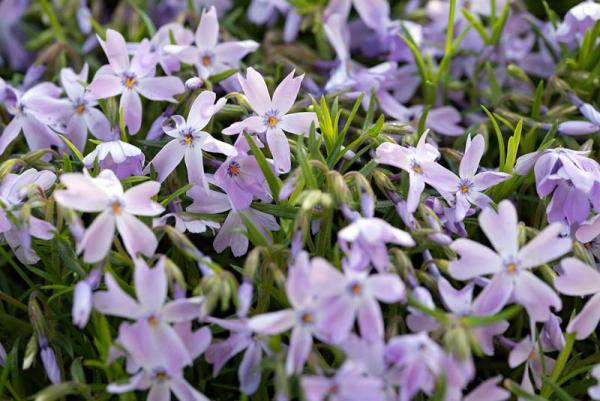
[
  {"x1": 238, "y1": 67, "x2": 271, "y2": 115},
  {"x1": 271, "y1": 71, "x2": 302, "y2": 115},
  {"x1": 133, "y1": 257, "x2": 167, "y2": 312},
  {"x1": 449, "y1": 239, "x2": 502, "y2": 280},
  {"x1": 518, "y1": 223, "x2": 572, "y2": 269},
  {"x1": 279, "y1": 112, "x2": 318, "y2": 136},
  {"x1": 116, "y1": 212, "x2": 158, "y2": 259},
  {"x1": 78, "y1": 210, "x2": 116, "y2": 263},
  {"x1": 123, "y1": 181, "x2": 164, "y2": 216},
  {"x1": 120, "y1": 90, "x2": 142, "y2": 134},
  {"x1": 248, "y1": 309, "x2": 295, "y2": 335}
]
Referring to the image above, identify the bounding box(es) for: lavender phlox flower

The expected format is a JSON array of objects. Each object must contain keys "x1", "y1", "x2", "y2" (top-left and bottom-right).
[
  {"x1": 0, "y1": 168, "x2": 56, "y2": 264},
  {"x1": 247, "y1": 0, "x2": 301, "y2": 42},
  {"x1": 0, "y1": 0, "x2": 31, "y2": 70},
  {"x1": 309, "y1": 257, "x2": 405, "y2": 343},
  {"x1": 338, "y1": 193, "x2": 414, "y2": 272},
  {"x1": 554, "y1": 257, "x2": 600, "y2": 339},
  {"x1": 39, "y1": 336, "x2": 61, "y2": 384},
  {"x1": 447, "y1": 134, "x2": 511, "y2": 220},
  {"x1": 54, "y1": 169, "x2": 164, "y2": 262},
  {"x1": 301, "y1": 361, "x2": 386, "y2": 401},
  {"x1": 0, "y1": 81, "x2": 65, "y2": 155},
  {"x1": 83, "y1": 139, "x2": 145, "y2": 179},
  {"x1": 590, "y1": 365, "x2": 600, "y2": 400},
  {"x1": 153, "y1": 198, "x2": 220, "y2": 234},
  {"x1": 558, "y1": 94, "x2": 600, "y2": 135},
  {"x1": 249, "y1": 252, "x2": 330, "y2": 375},
  {"x1": 449, "y1": 200, "x2": 571, "y2": 322},
  {"x1": 145, "y1": 90, "x2": 236, "y2": 186},
  {"x1": 375, "y1": 130, "x2": 458, "y2": 213},
  {"x1": 508, "y1": 336, "x2": 554, "y2": 390},
  {"x1": 94, "y1": 257, "x2": 204, "y2": 374},
  {"x1": 72, "y1": 267, "x2": 102, "y2": 328},
  {"x1": 556, "y1": 1, "x2": 600, "y2": 43},
  {"x1": 165, "y1": 7, "x2": 259, "y2": 79},
  {"x1": 222, "y1": 68, "x2": 318, "y2": 173},
  {"x1": 87, "y1": 29, "x2": 184, "y2": 134},
  {"x1": 205, "y1": 317, "x2": 270, "y2": 395}
]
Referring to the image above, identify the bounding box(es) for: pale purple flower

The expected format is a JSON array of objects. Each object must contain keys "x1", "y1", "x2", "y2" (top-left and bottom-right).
[
  {"x1": 0, "y1": 82, "x2": 65, "y2": 155},
  {"x1": 166, "y1": 7, "x2": 259, "y2": 79},
  {"x1": 223, "y1": 68, "x2": 318, "y2": 173},
  {"x1": 87, "y1": 29, "x2": 184, "y2": 134},
  {"x1": 310, "y1": 259, "x2": 405, "y2": 343},
  {"x1": 83, "y1": 140, "x2": 144, "y2": 179},
  {"x1": 247, "y1": 0, "x2": 301, "y2": 42},
  {"x1": 0, "y1": 341, "x2": 5, "y2": 366},
  {"x1": 338, "y1": 194, "x2": 414, "y2": 272},
  {"x1": 35, "y1": 64, "x2": 112, "y2": 151},
  {"x1": 462, "y1": 376, "x2": 509, "y2": 401},
  {"x1": 248, "y1": 252, "x2": 326, "y2": 375},
  {"x1": 375, "y1": 131, "x2": 458, "y2": 213},
  {"x1": 508, "y1": 336, "x2": 554, "y2": 390},
  {"x1": 214, "y1": 151, "x2": 270, "y2": 210},
  {"x1": 301, "y1": 361, "x2": 386, "y2": 401},
  {"x1": 54, "y1": 170, "x2": 164, "y2": 262},
  {"x1": 94, "y1": 257, "x2": 204, "y2": 373},
  {"x1": 556, "y1": 1, "x2": 600, "y2": 43},
  {"x1": 0, "y1": 0, "x2": 31, "y2": 70},
  {"x1": 146, "y1": 90, "x2": 236, "y2": 186},
  {"x1": 39, "y1": 336, "x2": 61, "y2": 384},
  {"x1": 0, "y1": 168, "x2": 56, "y2": 264},
  {"x1": 205, "y1": 317, "x2": 269, "y2": 395},
  {"x1": 555, "y1": 257, "x2": 600, "y2": 339},
  {"x1": 449, "y1": 200, "x2": 571, "y2": 322},
  {"x1": 447, "y1": 134, "x2": 511, "y2": 220},
  {"x1": 108, "y1": 321, "x2": 209, "y2": 401},
  {"x1": 72, "y1": 268, "x2": 102, "y2": 328},
  {"x1": 132, "y1": 23, "x2": 194, "y2": 76},
  {"x1": 153, "y1": 199, "x2": 220, "y2": 235}
]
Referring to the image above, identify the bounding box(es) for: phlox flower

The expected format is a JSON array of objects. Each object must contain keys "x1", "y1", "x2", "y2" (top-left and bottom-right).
[{"x1": 54, "y1": 169, "x2": 164, "y2": 262}]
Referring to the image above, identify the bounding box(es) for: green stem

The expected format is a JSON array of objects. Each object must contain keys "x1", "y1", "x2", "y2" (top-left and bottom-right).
[{"x1": 540, "y1": 332, "x2": 576, "y2": 398}]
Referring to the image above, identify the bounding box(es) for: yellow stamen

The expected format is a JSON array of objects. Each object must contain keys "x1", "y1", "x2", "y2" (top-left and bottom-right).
[
  {"x1": 460, "y1": 184, "x2": 469, "y2": 193},
  {"x1": 227, "y1": 162, "x2": 240, "y2": 176},
  {"x1": 75, "y1": 103, "x2": 85, "y2": 114},
  {"x1": 301, "y1": 312, "x2": 313, "y2": 323},
  {"x1": 147, "y1": 315, "x2": 159, "y2": 327},
  {"x1": 124, "y1": 76, "x2": 136, "y2": 89},
  {"x1": 155, "y1": 371, "x2": 169, "y2": 381},
  {"x1": 412, "y1": 163, "x2": 423, "y2": 174},
  {"x1": 111, "y1": 201, "x2": 122, "y2": 215},
  {"x1": 528, "y1": 351, "x2": 536, "y2": 361},
  {"x1": 329, "y1": 384, "x2": 339, "y2": 394},
  {"x1": 267, "y1": 115, "x2": 278, "y2": 127},
  {"x1": 350, "y1": 283, "x2": 362, "y2": 296},
  {"x1": 202, "y1": 55, "x2": 211, "y2": 66},
  {"x1": 506, "y1": 262, "x2": 517, "y2": 274},
  {"x1": 184, "y1": 133, "x2": 193, "y2": 145}
]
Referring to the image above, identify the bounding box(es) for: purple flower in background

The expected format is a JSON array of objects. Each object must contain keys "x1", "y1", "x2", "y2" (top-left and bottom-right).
[
  {"x1": 0, "y1": 342, "x2": 5, "y2": 366},
  {"x1": 88, "y1": 29, "x2": 184, "y2": 134},
  {"x1": 135, "y1": 23, "x2": 194, "y2": 76},
  {"x1": 223, "y1": 68, "x2": 318, "y2": 173},
  {"x1": 590, "y1": 365, "x2": 600, "y2": 400},
  {"x1": 558, "y1": 94, "x2": 600, "y2": 136},
  {"x1": 35, "y1": 64, "x2": 112, "y2": 151},
  {"x1": 247, "y1": 0, "x2": 302, "y2": 43},
  {"x1": 72, "y1": 268, "x2": 102, "y2": 328},
  {"x1": 0, "y1": 82, "x2": 65, "y2": 155},
  {"x1": 54, "y1": 170, "x2": 164, "y2": 262},
  {"x1": 462, "y1": 376, "x2": 510, "y2": 401},
  {"x1": 83, "y1": 140, "x2": 145, "y2": 179},
  {"x1": 0, "y1": 0, "x2": 32, "y2": 70},
  {"x1": 206, "y1": 317, "x2": 270, "y2": 395},
  {"x1": 39, "y1": 336, "x2": 61, "y2": 384},
  {"x1": 302, "y1": 362, "x2": 386, "y2": 401},
  {"x1": 146, "y1": 90, "x2": 236, "y2": 185},
  {"x1": 338, "y1": 193, "x2": 414, "y2": 272},
  {"x1": 166, "y1": 7, "x2": 259, "y2": 79},
  {"x1": 310, "y1": 258, "x2": 405, "y2": 343},
  {"x1": 248, "y1": 252, "x2": 326, "y2": 375},
  {"x1": 94, "y1": 257, "x2": 204, "y2": 373},
  {"x1": 556, "y1": 1, "x2": 600, "y2": 43},
  {"x1": 447, "y1": 134, "x2": 510, "y2": 220},
  {"x1": 375, "y1": 131, "x2": 458, "y2": 213},
  {"x1": 508, "y1": 336, "x2": 554, "y2": 390},
  {"x1": 0, "y1": 168, "x2": 56, "y2": 264},
  {"x1": 449, "y1": 200, "x2": 571, "y2": 321},
  {"x1": 555, "y1": 257, "x2": 600, "y2": 339}
]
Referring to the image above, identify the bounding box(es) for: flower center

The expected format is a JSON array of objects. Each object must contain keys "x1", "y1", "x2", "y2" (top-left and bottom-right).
[
  {"x1": 122, "y1": 74, "x2": 137, "y2": 89},
  {"x1": 329, "y1": 384, "x2": 339, "y2": 395},
  {"x1": 584, "y1": 242, "x2": 593, "y2": 249},
  {"x1": 154, "y1": 370, "x2": 169, "y2": 381},
  {"x1": 268, "y1": 116, "x2": 278, "y2": 127},
  {"x1": 506, "y1": 262, "x2": 517, "y2": 274},
  {"x1": 227, "y1": 161, "x2": 241, "y2": 177},
  {"x1": 74, "y1": 101, "x2": 86, "y2": 115},
  {"x1": 263, "y1": 110, "x2": 280, "y2": 128},
  {"x1": 111, "y1": 200, "x2": 122, "y2": 215},
  {"x1": 202, "y1": 55, "x2": 212, "y2": 66},
  {"x1": 300, "y1": 312, "x2": 313, "y2": 324},
  {"x1": 411, "y1": 161, "x2": 423, "y2": 174},
  {"x1": 528, "y1": 351, "x2": 536, "y2": 361},
  {"x1": 147, "y1": 315, "x2": 159, "y2": 327},
  {"x1": 349, "y1": 282, "x2": 362, "y2": 296},
  {"x1": 184, "y1": 133, "x2": 193, "y2": 145}
]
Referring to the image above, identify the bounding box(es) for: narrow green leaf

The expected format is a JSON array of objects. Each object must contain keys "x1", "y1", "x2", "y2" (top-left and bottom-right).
[
  {"x1": 482, "y1": 105, "x2": 505, "y2": 170},
  {"x1": 244, "y1": 132, "x2": 281, "y2": 200}
]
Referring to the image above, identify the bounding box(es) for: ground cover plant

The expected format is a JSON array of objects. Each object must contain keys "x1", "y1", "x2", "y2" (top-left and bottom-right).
[{"x1": 3, "y1": 0, "x2": 600, "y2": 400}]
